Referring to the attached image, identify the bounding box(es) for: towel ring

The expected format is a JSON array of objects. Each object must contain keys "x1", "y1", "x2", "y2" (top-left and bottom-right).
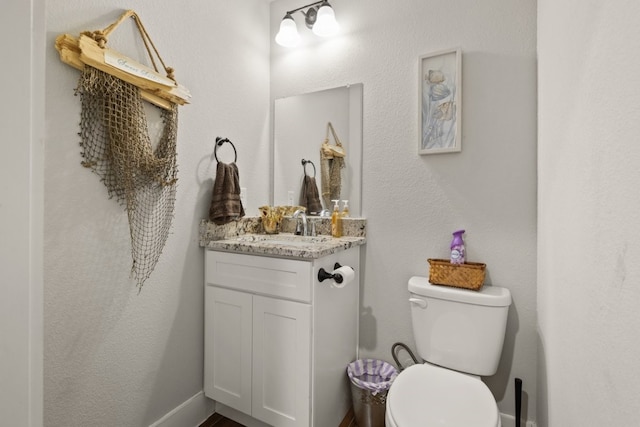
[
  {"x1": 214, "y1": 137, "x2": 238, "y2": 163},
  {"x1": 301, "y1": 159, "x2": 316, "y2": 177}
]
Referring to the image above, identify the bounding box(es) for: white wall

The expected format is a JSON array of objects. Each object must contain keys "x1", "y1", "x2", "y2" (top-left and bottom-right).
[
  {"x1": 1, "y1": 0, "x2": 44, "y2": 425},
  {"x1": 271, "y1": 0, "x2": 538, "y2": 421},
  {"x1": 538, "y1": 1, "x2": 640, "y2": 425},
  {"x1": 44, "y1": 1, "x2": 270, "y2": 426}
]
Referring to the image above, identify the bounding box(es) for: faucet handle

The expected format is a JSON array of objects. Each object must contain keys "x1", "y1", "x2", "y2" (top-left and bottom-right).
[
  {"x1": 310, "y1": 221, "x2": 317, "y2": 236},
  {"x1": 295, "y1": 221, "x2": 303, "y2": 235}
]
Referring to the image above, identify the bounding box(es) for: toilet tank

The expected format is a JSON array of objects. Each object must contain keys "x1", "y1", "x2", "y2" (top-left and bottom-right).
[{"x1": 408, "y1": 276, "x2": 511, "y2": 376}]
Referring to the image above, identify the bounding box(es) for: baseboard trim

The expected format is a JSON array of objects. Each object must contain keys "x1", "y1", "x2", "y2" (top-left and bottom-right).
[
  {"x1": 149, "y1": 391, "x2": 215, "y2": 427},
  {"x1": 500, "y1": 413, "x2": 537, "y2": 427}
]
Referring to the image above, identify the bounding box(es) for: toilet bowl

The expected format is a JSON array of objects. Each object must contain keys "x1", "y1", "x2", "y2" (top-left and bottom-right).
[{"x1": 385, "y1": 363, "x2": 501, "y2": 427}]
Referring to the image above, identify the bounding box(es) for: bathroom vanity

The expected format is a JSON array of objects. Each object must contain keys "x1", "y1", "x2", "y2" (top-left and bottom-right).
[
  {"x1": 201, "y1": 82, "x2": 365, "y2": 426},
  {"x1": 202, "y1": 227, "x2": 365, "y2": 427}
]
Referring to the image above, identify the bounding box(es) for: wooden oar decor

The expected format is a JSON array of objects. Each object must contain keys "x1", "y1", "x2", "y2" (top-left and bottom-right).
[{"x1": 55, "y1": 9, "x2": 191, "y2": 109}]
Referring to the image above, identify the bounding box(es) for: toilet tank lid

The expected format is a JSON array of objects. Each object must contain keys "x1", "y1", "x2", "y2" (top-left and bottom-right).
[{"x1": 409, "y1": 276, "x2": 512, "y2": 307}]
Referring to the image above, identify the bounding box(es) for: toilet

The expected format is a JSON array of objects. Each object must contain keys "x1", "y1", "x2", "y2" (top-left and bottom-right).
[{"x1": 385, "y1": 276, "x2": 512, "y2": 427}]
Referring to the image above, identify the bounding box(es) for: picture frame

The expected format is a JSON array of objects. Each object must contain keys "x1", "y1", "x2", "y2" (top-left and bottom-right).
[{"x1": 418, "y1": 48, "x2": 462, "y2": 155}]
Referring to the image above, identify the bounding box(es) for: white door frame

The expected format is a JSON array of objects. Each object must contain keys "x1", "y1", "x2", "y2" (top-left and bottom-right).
[{"x1": 0, "y1": 0, "x2": 45, "y2": 425}]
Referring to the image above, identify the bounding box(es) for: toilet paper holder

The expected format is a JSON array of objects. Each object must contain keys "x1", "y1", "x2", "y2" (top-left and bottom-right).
[{"x1": 318, "y1": 263, "x2": 348, "y2": 283}]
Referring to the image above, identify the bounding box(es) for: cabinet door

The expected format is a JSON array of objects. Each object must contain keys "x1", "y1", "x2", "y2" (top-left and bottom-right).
[
  {"x1": 204, "y1": 286, "x2": 252, "y2": 414},
  {"x1": 252, "y1": 295, "x2": 311, "y2": 427}
]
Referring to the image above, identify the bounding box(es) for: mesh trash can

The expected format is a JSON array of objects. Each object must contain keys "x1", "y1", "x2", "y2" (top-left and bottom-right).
[{"x1": 347, "y1": 359, "x2": 398, "y2": 427}]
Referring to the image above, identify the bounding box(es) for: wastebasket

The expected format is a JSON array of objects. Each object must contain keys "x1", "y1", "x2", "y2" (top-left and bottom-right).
[{"x1": 347, "y1": 359, "x2": 398, "y2": 427}]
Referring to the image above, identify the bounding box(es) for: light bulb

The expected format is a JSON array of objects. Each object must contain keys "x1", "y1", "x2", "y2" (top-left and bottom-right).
[
  {"x1": 275, "y1": 15, "x2": 301, "y2": 47},
  {"x1": 312, "y1": 3, "x2": 339, "y2": 37}
]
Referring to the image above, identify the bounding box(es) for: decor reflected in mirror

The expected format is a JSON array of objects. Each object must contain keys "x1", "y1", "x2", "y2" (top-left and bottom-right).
[{"x1": 273, "y1": 84, "x2": 363, "y2": 216}]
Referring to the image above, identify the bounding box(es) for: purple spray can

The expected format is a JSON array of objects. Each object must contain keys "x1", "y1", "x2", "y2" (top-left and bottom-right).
[{"x1": 450, "y1": 230, "x2": 466, "y2": 264}]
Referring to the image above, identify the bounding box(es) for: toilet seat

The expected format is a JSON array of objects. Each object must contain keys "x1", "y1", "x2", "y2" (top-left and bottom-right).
[{"x1": 386, "y1": 363, "x2": 500, "y2": 427}]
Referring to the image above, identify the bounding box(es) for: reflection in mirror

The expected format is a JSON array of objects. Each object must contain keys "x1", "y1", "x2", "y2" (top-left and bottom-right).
[{"x1": 273, "y1": 84, "x2": 363, "y2": 216}]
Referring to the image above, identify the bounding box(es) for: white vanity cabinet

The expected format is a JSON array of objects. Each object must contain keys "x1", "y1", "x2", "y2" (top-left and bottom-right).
[{"x1": 204, "y1": 247, "x2": 360, "y2": 427}]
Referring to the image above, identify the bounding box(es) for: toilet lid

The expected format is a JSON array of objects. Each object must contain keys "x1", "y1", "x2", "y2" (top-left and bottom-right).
[{"x1": 387, "y1": 364, "x2": 499, "y2": 427}]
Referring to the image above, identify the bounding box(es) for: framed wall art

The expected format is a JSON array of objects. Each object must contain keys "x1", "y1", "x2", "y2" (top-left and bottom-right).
[{"x1": 418, "y1": 48, "x2": 461, "y2": 155}]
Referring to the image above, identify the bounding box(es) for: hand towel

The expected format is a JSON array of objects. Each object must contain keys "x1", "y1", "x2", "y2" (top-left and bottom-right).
[
  {"x1": 299, "y1": 175, "x2": 323, "y2": 214},
  {"x1": 209, "y1": 162, "x2": 245, "y2": 225}
]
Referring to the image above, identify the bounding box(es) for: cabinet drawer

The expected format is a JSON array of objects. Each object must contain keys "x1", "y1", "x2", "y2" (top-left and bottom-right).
[{"x1": 205, "y1": 251, "x2": 312, "y2": 302}]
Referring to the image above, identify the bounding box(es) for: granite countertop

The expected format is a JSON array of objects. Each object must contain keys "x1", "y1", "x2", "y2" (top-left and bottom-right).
[
  {"x1": 199, "y1": 216, "x2": 367, "y2": 260},
  {"x1": 202, "y1": 233, "x2": 366, "y2": 260}
]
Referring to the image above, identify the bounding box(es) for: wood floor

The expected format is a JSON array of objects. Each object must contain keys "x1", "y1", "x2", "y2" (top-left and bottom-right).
[
  {"x1": 199, "y1": 408, "x2": 357, "y2": 427},
  {"x1": 199, "y1": 413, "x2": 244, "y2": 427}
]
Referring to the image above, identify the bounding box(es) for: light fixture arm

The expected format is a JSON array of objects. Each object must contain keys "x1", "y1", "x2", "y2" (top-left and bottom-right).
[{"x1": 283, "y1": 0, "x2": 326, "y2": 17}]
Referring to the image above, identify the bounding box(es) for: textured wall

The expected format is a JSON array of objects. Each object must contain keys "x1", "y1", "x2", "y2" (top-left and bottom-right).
[
  {"x1": 270, "y1": 0, "x2": 538, "y2": 420},
  {"x1": 538, "y1": 1, "x2": 640, "y2": 425},
  {"x1": 44, "y1": 1, "x2": 270, "y2": 426}
]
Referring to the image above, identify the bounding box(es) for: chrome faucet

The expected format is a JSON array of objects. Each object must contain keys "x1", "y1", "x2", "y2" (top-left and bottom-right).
[{"x1": 292, "y1": 209, "x2": 308, "y2": 236}]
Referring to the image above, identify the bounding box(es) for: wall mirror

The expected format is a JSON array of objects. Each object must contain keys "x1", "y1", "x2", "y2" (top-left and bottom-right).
[{"x1": 272, "y1": 83, "x2": 363, "y2": 216}]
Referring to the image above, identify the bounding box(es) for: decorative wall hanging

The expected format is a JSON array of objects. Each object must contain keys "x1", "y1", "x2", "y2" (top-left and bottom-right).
[
  {"x1": 55, "y1": 10, "x2": 191, "y2": 290},
  {"x1": 418, "y1": 48, "x2": 461, "y2": 155}
]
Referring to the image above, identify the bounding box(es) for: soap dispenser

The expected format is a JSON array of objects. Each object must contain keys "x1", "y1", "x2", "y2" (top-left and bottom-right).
[
  {"x1": 331, "y1": 199, "x2": 343, "y2": 237},
  {"x1": 450, "y1": 230, "x2": 465, "y2": 265},
  {"x1": 341, "y1": 200, "x2": 350, "y2": 218}
]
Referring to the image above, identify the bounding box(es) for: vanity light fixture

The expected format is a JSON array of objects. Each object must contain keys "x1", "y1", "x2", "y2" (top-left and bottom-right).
[{"x1": 275, "y1": 0, "x2": 339, "y2": 47}]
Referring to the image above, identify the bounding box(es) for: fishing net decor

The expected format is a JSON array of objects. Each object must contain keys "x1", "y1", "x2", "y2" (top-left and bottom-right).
[{"x1": 75, "y1": 66, "x2": 179, "y2": 290}]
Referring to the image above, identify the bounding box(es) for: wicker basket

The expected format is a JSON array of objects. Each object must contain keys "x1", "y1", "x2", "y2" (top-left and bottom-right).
[{"x1": 427, "y1": 259, "x2": 486, "y2": 291}]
